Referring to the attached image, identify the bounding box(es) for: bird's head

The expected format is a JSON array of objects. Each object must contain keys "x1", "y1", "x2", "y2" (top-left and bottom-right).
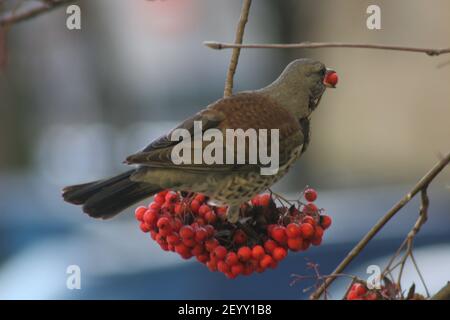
[{"x1": 262, "y1": 58, "x2": 338, "y2": 119}]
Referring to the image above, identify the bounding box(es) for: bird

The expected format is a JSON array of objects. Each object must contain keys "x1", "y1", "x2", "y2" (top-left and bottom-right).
[{"x1": 62, "y1": 58, "x2": 337, "y2": 223}]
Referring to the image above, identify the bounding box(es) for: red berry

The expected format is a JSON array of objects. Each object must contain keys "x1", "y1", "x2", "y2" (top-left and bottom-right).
[
  {"x1": 213, "y1": 246, "x2": 227, "y2": 260},
  {"x1": 231, "y1": 263, "x2": 244, "y2": 276},
  {"x1": 346, "y1": 290, "x2": 359, "y2": 300},
  {"x1": 365, "y1": 292, "x2": 378, "y2": 300},
  {"x1": 159, "y1": 242, "x2": 169, "y2": 251},
  {"x1": 143, "y1": 209, "x2": 158, "y2": 226},
  {"x1": 286, "y1": 223, "x2": 301, "y2": 238},
  {"x1": 160, "y1": 202, "x2": 174, "y2": 214},
  {"x1": 154, "y1": 194, "x2": 165, "y2": 204},
  {"x1": 302, "y1": 216, "x2": 316, "y2": 226},
  {"x1": 258, "y1": 194, "x2": 271, "y2": 207},
  {"x1": 315, "y1": 226, "x2": 324, "y2": 238},
  {"x1": 172, "y1": 218, "x2": 182, "y2": 232},
  {"x1": 311, "y1": 235, "x2": 322, "y2": 246},
  {"x1": 179, "y1": 225, "x2": 195, "y2": 239},
  {"x1": 304, "y1": 188, "x2": 318, "y2": 202},
  {"x1": 225, "y1": 272, "x2": 237, "y2": 279},
  {"x1": 174, "y1": 203, "x2": 184, "y2": 215},
  {"x1": 204, "y1": 225, "x2": 215, "y2": 237},
  {"x1": 225, "y1": 252, "x2": 239, "y2": 266},
  {"x1": 191, "y1": 244, "x2": 204, "y2": 256},
  {"x1": 233, "y1": 230, "x2": 247, "y2": 245},
  {"x1": 204, "y1": 210, "x2": 217, "y2": 224},
  {"x1": 157, "y1": 217, "x2": 171, "y2": 229},
  {"x1": 324, "y1": 71, "x2": 338, "y2": 87},
  {"x1": 196, "y1": 254, "x2": 209, "y2": 264},
  {"x1": 243, "y1": 264, "x2": 254, "y2": 276},
  {"x1": 195, "y1": 227, "x2": 208, "y2": 242},
  {"x1": 182, "y1": 237, "x2": 196, "y2": 247},
  {"x1": 156, "y1": 190, "x2": 168, "y2": 197},
  {"x1": 194, "y1": 194, "x2": 206, "y2": 203},
  {"x1": 301, "y1": 240, "x2": 311, "y2": 251},
  {"x1": 287, "y1": 237, "x2": 303, "y2": 251},
  {"x1": 300, "y1": 223, "x2": 315, "y2": 239},
  {"x1": 259, "y1": 254, "x2": 273, "y2": 269},
  {"x1": 251, "y1": 245, "x2": 265, "y2": 260},
  {"x1": 205, "y1": 238, "x2": 219, "y2": 252},
  {"x1": 267, "y1": 224, "x2": 277, "y2": 235},
  {"x1": 198, "y1": 204, "x2": 211, "y2": 217},
  {"x1": 207, "y1": 259, "x2": 218, "y2": 272},
  {"x1": 195, "y1": 218, "x2": 206, "y2": 226},
  {"x1": 251, "y1": 196, "x2": 260, "y2": 206},
  {"x1": 320, "y1": 215, "x2": 332, "y2": 229},
  {"x1": 264, "y1": 239, "x2": 277, "y2": 253},
  {"x1": 269, "y1": 259, "x2": 278, "y2": 269},
  {"x1": 167, "y1": 234, "x2": 181, "y2": 245},
  {"x1": 140, "y1": 222, "x2": 150, "y2": 233},
  {"x1": 155, "y1": 233, "x2": 166, "y2": 244},
  {"x1": 271, "y1": 225, "x2": 287, "y2": 244},
  {"x1": 165, "y1": 191, "x2": 178, "y2": 203},
  {"x1": 352, "y1": 283, "x2": 367, "y2": 296},
  {"x1": 303, "y1": 202, "x2": 318, "y2": 215},
  {"x1": 190, "y1": 200, "x2": 201, "y2": 213},
  {"x1": 135, "y1": 206, "x2": 147, "y2": 221},
  {"x1": 237, "y1": 246, "x2": 252, "y2": 261},
  {"x1": 216, "y1": 206, "x2": 227, "y2": 220},
  {"x1": 272, "y1": 247, "x2": 287, "y2": 261},
  {"x1": 217, "y1": 261, "x2": 230, "y2": 273},
  {"x1": 175, "y1": 243, "x2": 190, "y2": 256},
  {"x1": 149, "y1": 202, "x2": 161, "y2": 211}
]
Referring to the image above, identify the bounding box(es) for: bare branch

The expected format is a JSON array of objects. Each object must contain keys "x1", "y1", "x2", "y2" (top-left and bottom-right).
[
  {"x1": 205, "y1": 41, "x2": 450, "y2": 57},
  {"x1": 310, "y1": 152, "x2": 450, "y2": 300},
  {"x1": 0, "y1": 0, "x2": 76, "y2": 28},
  {"x1": 379, "y1": 189, "x2": 430, "y2": 298},
  {"x1": 431, "y1": 282, "x2": 450, "y2": 300},
  {"x1": 223, "y1": 0, "x2": 252, "y2": 98}
]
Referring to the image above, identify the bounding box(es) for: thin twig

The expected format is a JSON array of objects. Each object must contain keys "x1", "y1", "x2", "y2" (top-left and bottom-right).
[
  {"x1": 205, "y1": 41, "x2": 450, "y2": 57},
  {"x1": 410, "y1": 251, "x2": 430, "y2": 297},
  {"x1": 0, "y1": 0, "x2": 76, "y2": 27},
  {"x1": 310, "y1": 152, "x2": 450, "y2": 300},
  {"x1": 223, "y1": 0, "x2": 252, "y2": 98},
  {"x1": 381, "y1": 189, "x2": 430, "y2": 298},
  {"x1": 381, "y1": 188, "x2": 430, "y2": 298}
]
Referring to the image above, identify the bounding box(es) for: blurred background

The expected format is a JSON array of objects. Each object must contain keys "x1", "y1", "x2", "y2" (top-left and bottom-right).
[{"x1": 0, "y1": 0, "x2": 449, "y2": 299}]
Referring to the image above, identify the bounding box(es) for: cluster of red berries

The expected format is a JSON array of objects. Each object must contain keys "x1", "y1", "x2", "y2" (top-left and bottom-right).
[
  {"x1": 135, "y1": 187, "x2": 332, "y2": 278},
  {"x1": 346, "y1": 282, "x2": 378, "y2": 300}
]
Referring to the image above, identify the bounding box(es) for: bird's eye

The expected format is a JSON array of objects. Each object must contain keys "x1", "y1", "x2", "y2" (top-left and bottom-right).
[{"x1": 319, "y1": 68, "x2": 326, "y2": 77}]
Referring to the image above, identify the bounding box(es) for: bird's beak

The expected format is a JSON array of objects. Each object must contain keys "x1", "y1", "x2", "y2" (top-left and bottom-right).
[{"x1": 323, "y1": 68, "x2": 338, "y2": 88}]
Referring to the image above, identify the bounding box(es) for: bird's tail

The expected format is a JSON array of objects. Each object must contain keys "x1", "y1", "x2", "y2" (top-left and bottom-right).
[{"x1": 62, "y1": 170, "x2": 161, "y2": 219}]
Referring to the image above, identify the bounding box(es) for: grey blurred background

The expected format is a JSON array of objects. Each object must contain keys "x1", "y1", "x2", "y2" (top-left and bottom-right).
[{"x1": 0, "y1": 0, "x2": 449, "y2": 299}]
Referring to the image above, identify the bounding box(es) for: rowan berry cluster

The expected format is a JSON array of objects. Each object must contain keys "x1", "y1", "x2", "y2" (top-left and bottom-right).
[
  {"x1": 346, "y1": 282, "x2": 378, "y2": 300},
  {"x1": 135, "y1": 187, "x2": 332, "y2": 278}
]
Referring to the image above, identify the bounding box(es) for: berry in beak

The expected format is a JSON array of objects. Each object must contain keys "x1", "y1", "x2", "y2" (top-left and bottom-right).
[{"x1": 323, "y1": 69, "x2": 338, "y2": 88}]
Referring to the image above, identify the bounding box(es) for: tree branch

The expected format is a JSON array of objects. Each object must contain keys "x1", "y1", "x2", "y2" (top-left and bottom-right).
[
  {"x1": 223, "y1": 0, "x2": 252, "y2": 98},
  {"x1": 431, "y1": 282, "x2": 450, "y2": 300},
  {"x1": 205, "y1": 41, "x2": 450, "y2": 57},
  {"x1": 310, "y1": 152, "x2": 450, "y2": 300},
  {"x1": 0, "y1": 0, "x2": 76, "y2": 28}
]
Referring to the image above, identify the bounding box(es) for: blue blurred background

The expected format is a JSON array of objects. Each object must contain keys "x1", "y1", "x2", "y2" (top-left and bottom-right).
[{"x1": 0, "y1": 0, "x2": 449, "y2": 299}]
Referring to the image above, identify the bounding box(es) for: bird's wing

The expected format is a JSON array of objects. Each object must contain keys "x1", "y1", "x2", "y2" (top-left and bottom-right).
[{"x1": 125, "y1": 92, "x2": 303, "y2": 172}]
